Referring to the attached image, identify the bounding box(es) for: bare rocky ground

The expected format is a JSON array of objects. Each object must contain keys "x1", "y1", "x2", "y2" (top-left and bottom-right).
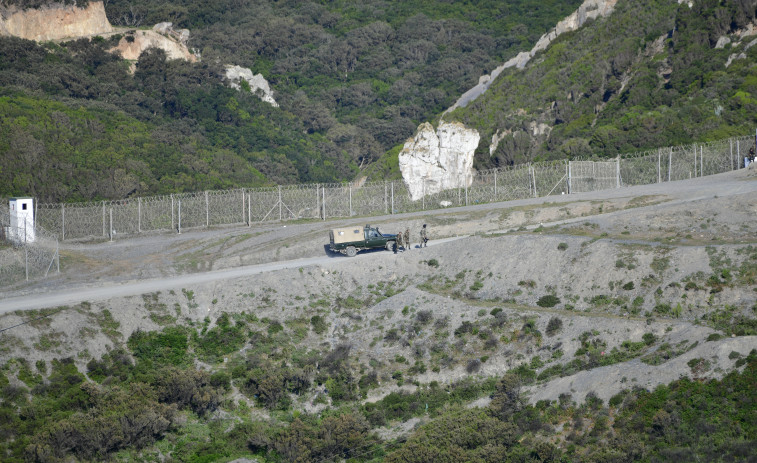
[{"x1": 1, "y1": 167, "x2": 757, "y2": 423}]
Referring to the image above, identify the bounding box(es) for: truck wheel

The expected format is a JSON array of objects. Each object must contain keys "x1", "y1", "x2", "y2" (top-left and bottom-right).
[
  {"x1": 386, "y1": 241, "x2": 395, "y2": 251},
  {"x1": 346, "y1": 246, "x2": 357, "y2": 257}
]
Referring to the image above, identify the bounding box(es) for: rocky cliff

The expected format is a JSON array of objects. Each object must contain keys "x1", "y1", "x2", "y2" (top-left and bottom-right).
[
  {"x1": 400, "y1": 0, "x2": 620, "y2": 198},
  {"x1": 398, "y1": 122, "x2": 480, "y2": 201},
  {"x1": 447, "y1": 0, "x2": 619, "y2": 113},
  {"x1": 111, "y1": 24, "x2": 198, "y2": 63},
  {"x1": 224, "y1": 65, "x2": 278, "y2": 107},
  {"x1": 0, "y1": 1, "x2": 112, "y2": 41}
]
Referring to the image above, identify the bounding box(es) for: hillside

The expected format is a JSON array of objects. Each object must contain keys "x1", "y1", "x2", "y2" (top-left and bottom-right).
[
  {"x1": 0, "y1": 0, "x2": 583, "y2": 202},
  {"x1": 1, "y1": 169, "x2": 756, "y2": 462},
  {"x1": 444, "y1": 0, "x2": 757, "y2": 168}
]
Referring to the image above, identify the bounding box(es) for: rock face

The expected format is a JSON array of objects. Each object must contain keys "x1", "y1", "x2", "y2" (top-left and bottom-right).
[
  {"x1": 446, "y1": 0, "x2": 618, "y2": 113},
  {"x1": 112, "y1": 29, "x2": 198, "y2": 62},
  {"x1": 0, "y1": 1, "x2": 112, "y2": 41},
  {"x1": 224, "y1": 65, "x2": 279, "y2": 107},
  {"x1": 398, "y1": 122, "x2": 480, "y2": 201}
]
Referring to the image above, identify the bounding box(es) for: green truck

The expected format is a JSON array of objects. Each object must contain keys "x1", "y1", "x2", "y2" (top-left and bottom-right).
[{"x1": 329, "y1": 225, "x2": 397, "y2": 257}]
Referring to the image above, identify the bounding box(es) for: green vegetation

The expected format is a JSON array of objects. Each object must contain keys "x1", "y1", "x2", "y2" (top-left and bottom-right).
[
  {"x1": 536, "y1": 294, "x2": 560, "y2": 308},
  {"x1": 452, "y1": 0, "x2": 757, "y2": 168},
  {"x1": 0, "y1": 0, "x2": 584, "y2": 201}
]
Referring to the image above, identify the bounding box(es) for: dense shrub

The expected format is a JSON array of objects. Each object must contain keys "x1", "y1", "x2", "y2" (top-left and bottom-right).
[
  {"x1": 537, "y1": 295, "x2": 560, "y2": 308},
  {"x1": 545, "y1": 316, "x2": 563, "y2": 336}
]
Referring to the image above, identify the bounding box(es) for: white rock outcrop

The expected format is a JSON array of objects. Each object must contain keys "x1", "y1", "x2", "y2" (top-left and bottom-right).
[
  {"x1": 112, "y1": 30, "x2": 198, "y2": 62},
  {"x1": 446, "y1": 0, "x2": 618, "y2": 113},
  {"x1": 726, "y1": 37, "x2": 757, "y2": 67},
  {"x1": 398, "y1": 122, "x2": 480, "y2": 201},
  {"x1": 224, "y1": 65, "x2": 279, "y2": 107},
  {"x1": 0, "y1": 1, "x2": 112, "y2": 41}
]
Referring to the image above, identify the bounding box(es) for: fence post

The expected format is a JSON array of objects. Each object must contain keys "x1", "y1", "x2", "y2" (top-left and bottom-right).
[
  {"x1": 56, "y1": 238, "x2": 60, "y2": 273},
  {"x1": 658, "y1": 150, "x2": 661, "y2": 183},
  {"x1": 323, "y1": 185, "x2": 326, "y2": 220},
  {"x1": 730, "y1": 139, "x2": 734, "y2": 171},
  {"x1": 531, "y1": 166, "x2": 537, "y2": 197},
  {"x1": 138, "y1": 197, "x2": 142, "y2": 233},
  {"x1": 102, "y1": 201, "x2": 106, "y2": 237},
  {"x1": 700, "y1": 145, "x2": 703, "y2": 176},
  {"x1": 61, "y1": 203, "x2": 65, "y2": 241},
  {"x1": 494, "y1": 170, "x2": 497, "y2": 199},
  {"x1": 465, "y1": 183, "x2": 469, "y2": 205},
  {"x1": 241, "y1": 190, "x2": 245, "y2": 224},
  {"x1": 616, "y1": 156, "x2": 620, "y2": 188},
  {"x1": 668, "y1": 148, "x2": 672, "y2": 182},
  {"x1": 109, "y1": 208, "x2": 113, "y2": 241},
  {"x1": 379, "y1": 182, "x2": 384, "y2": 214},
  {"x1": 171, "y1": 194, "x2": 175, "y2": 232},
  {"x1": 25, "y1": 245, "x2": 28, "y2": 281},
  {"x1": 178, "y1": 200, "x2": 182, "y2": 234},
  {"x1": 205, "y1": 191, "x2": 209, "y2": 227},
  {"x1": 567, "y1": 161, "x2": 572, "y2": 194},
  {"x1": 422, "y1": 180, "x2": 425, "y2": 210},
  {"x1": 392, "y1": 180, "x2": 394, "y2": 215},
  {"x1": 737, "y1": 139, "x2": 741, "y2": 167},
  {"x1": 248, "y1": 193, "x2": 251, "y2": 226},
  {"x1": 278, "y1": 186, "x2": 282, "y2": 221},
  {"x1": 349, "y1": 184, "x2": 353, "y2": 217}
]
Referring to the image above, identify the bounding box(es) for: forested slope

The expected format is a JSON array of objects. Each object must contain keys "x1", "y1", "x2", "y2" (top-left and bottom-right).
[
  {"x1": 446, "y1": 0, "x2": 757, "y2": 168},
  {"x1": 0, "y1": 0, "x2": 582, "y2": 202}
]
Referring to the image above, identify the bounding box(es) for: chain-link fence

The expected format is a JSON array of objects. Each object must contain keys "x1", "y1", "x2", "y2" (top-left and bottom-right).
[
  {"x1": 0, "y1": 204, "x2": 60, "y2": 288},
  {"x1": 23, "y1": 134, "x2": 754, "y2": 243}
]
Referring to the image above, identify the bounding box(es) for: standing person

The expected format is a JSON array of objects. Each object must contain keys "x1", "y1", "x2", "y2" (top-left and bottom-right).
[
  {"x1": 396, "y1": 231, "x2": 404, "y2": 252},
  {"x1": 404, "y1": 228, "x2": 410, "y2": 250},
  {"x1": 420, "y1": 224, "x2": 428, "y2": 248}
]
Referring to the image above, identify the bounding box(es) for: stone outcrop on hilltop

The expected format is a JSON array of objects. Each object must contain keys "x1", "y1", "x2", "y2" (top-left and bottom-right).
[
  {"x1": 224, "y1": 65, "x2": 279, "y2": 107},
  {"x1": 0, "y1": 2, "x2": 198, "y2": 64},
  {"x1": 111, "y1": 23, "x2": 198, "y2": 62},
  {"x1": 398, "y1": 122, "x2": 480, "y2": 201},
  {"x1": 0, "y1": 1, "x2": 112, "y2": 41}
]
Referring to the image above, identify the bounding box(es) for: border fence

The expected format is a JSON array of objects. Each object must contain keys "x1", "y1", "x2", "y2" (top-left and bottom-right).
[
  {"x1": 0, "y1": 134, "x2": 753, "y2": 287},
  {"x1": 0, "y1": 203, "x2": 60, "y2": 287}
]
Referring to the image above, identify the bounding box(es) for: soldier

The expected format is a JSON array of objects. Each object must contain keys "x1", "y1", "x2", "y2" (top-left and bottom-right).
[
  {"x1": 396, "y1": 231, "x2": 404, "y2": 252},
  {"x1": 420, "y1": 224, "x2": 428, "y2": 247},
  {"x1": 404, "y1": 228, "x2": 410, "y2": 250}
]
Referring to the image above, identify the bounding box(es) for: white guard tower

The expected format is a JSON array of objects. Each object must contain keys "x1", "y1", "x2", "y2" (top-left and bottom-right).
[{"x1": 9, "y1": 197, "x2": 35, "y2": 243}]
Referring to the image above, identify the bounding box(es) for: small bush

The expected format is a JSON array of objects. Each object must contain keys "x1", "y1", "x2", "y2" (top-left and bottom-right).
[
  {"x1": 466, "y1": 358, "x2": 482, "y2": 374},
  {"x1": 622, "y1": 281, "x2": 635, "y2": 290},
  {"x1": 427, "y1": 258, "x2": 439, "y2": 267},
  {"x1": 557, "y1": 242, "x2": 568, "y2": 251},
  {"x1": 654, "y1": 303, "x2": 671, "y2": 315},
  {"x1": 545, "y1": 317, "x2": 563, "y2": 336},
  {"x1": 537, "y1": 295, "x2": 561, "y2": 308},
  {"x1": 416, "y1": 310, "x2": 433, "y2": 324},
  {"x1": 310, "y1": 315, "x2": 328, "y2": 334}
]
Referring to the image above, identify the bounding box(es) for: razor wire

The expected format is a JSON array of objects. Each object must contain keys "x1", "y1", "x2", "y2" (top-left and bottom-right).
[
  {"x1": 23, "y1": 134, "x2": 753, "y2": 243},
  {"x1": 0, "y1": 206, "x2": 59, "y2": 287}
]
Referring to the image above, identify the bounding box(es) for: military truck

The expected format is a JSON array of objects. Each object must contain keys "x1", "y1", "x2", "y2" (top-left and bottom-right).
[{"x1": 329, "y1": 225, "x2": 397, "y2": 257}]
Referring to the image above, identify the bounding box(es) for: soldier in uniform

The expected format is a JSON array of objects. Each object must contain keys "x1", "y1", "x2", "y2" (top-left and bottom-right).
[
  {"x1": 396, "y1": 230, "x2": 404, "y2": 252},
  {"x1": 420, "y1": 224, "x2": 428, "y2": 247},
  {"x1": 404, "y1": 228, "x2": 410, "y2": 250}
]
